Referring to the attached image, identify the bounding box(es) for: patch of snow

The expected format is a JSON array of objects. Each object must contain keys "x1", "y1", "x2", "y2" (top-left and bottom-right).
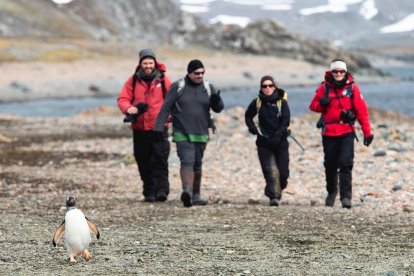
[
  {"x1": 261, "y1": 4, "x2": 292, "y2": 11},
  {"x1": 299, "y1": 0, "x2": 364, "y2": 16},
  {"x1": 380, "y1": 13, "x2": 414, "y2": 33},
  {"x1": 180, "y1": 0, "x2": 215, "y2": 4},
  {"x1": 359, "y1": 0, "x2": 378, "y2": 20},
  {"x1": 209, "y1": 15, "x2": 251, "y2": 27},
  {"x1": 51, "y1": 0, "x2": 73, "y2": 4},
  {"x1": 180, "y1": 5, "x2": 209, "y2": 13}
]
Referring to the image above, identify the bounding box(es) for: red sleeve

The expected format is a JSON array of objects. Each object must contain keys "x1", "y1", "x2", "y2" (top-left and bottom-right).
[
  {"x1": 117, "y1": 76, "x2": 134, "y2": 114},
  {"x1": 352, "y1": 84, "x2": 372, "y2": 138},
  {"x1": 309, "y1": 84, "x2": 326, "y2": 113}
]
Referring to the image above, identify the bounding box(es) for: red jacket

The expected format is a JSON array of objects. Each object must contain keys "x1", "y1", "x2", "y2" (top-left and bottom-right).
[
  {"x1": 117, "y1": 62, "x2": 172, "y2": 130},
  {"x1": 309, "y1": 71, "x2": 372, "y2": 138}
]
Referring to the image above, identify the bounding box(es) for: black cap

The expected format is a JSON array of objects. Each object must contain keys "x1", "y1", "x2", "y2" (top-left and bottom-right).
[
  {"x1": 187, "y1": 59, "x2": 204, "y2": 73},
  {"x1": 139, "y1": 49, "x2": 156, "y2": 63}
]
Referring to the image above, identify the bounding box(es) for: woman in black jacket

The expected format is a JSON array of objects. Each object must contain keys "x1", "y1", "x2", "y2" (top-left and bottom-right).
[{"x1": 245, "y1": 76, "x2": 290, "y2": 206}]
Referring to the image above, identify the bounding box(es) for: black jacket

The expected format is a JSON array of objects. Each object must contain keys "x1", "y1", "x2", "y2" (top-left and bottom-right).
[{"x1": 245, "y1": 88, "x2": 290, "y2": 149}]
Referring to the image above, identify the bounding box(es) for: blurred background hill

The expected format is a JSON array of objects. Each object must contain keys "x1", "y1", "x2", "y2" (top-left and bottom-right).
[
  {"x1": 3, "y1": 0, "x2": 412, "y2": 71},
  {"x1": 172, "y1": 0, "x2": 414, "y2": 58}
]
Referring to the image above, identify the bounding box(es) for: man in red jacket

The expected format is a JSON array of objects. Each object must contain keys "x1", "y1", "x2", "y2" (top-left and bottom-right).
[
  {"x1": 309, "y1": 59, "x2": 374, "y2": 209},
  {"x1": 117, "y1": 49, "x2": 172, "y2": 202}
]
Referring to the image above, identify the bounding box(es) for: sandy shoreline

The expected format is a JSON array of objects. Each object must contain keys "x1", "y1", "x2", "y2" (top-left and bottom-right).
[{"x1": 0, "y1": 52, "x2": 397, "y2": 103}]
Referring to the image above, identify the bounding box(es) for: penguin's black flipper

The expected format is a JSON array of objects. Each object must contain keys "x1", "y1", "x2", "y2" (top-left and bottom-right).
[
  {"x1": 85, "y1": 217, "x2": 100, "y2": 239},
  {"x1": 52, "y1": 220, "x2": 65, "y2": 247}
]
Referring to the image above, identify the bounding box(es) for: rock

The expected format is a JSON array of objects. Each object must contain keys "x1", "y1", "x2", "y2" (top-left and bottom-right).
[
  {"x1": 0, "y1": 133, "x2": 14, "y2": 143},
  {"x1": 392, "y1": 182, "x2": 403, "y2": 191},
  {"x1": 388, "y1": 143, "x2": 405, "y2": 152},
  {"x1": 373, "y1": 150, "x2": 386, "y2": 157},
  {"x1": 9, "y1": 81, "x2": 31, "y2": 93},
  {"x1": 403, "y1": 206, "x2": 414, "y2": 213},
  {"x1": 389, "y1": 129, "x2": 407, "y2": 141},
  {"x1": 247, "y1": 198, "x2": 260, "y2": 205}
]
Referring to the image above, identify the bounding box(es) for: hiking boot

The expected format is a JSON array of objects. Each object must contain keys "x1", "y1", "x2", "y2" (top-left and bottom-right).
[
  {"x1": 192, "y1": 171, "x2": 207, "y2": 206},
  {"x1": 325, "y1": 191, "x2": 338, "y2": 207},
  {"x1": 269, "y1": 198, "x2": 279, "y2": 206},
  {"x1": 144, "y1": 196, "x2": 155, "y2": 203},
  {"x1": 155, "y1": 192, "x2": 168, "y2": 202},
  {"x1": 181, "y1": 190, "x2": 192, "y2": 207},
  {"x1": 193, "y1": 195, "x2": 208, "y2": 206},
  {"x1": 341, "y1": 198, "x2": 352, "y2": 209}
]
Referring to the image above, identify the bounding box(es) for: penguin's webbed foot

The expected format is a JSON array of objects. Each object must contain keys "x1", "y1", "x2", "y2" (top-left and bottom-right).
[
  {"x1": 69, "y1": 255, "x2": 77, "y2": 263},
  {"x1": 82, "y1": 249, "x2": 92, "y2": 261}
]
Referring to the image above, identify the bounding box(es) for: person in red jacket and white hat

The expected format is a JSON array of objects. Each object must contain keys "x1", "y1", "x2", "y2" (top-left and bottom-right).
[{"x1": 309, "y1": 59, "x2": 374, "y2": 209}]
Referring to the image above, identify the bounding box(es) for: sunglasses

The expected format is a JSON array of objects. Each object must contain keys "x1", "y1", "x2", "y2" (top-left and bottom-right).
[
  {"x1": 332, "y1": 70, "x2": 346, "y2": 74},
  {"x1": 193, "y1": 71, "x2": 205, "y2": 76},
  {"x1": 261, "y1": 84, "x2": 274, "y2": 88}
]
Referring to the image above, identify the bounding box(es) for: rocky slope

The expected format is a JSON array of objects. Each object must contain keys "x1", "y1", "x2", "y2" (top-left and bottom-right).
[{"x1": 0, "y1": 0, "x2": 373, "y2": 70}]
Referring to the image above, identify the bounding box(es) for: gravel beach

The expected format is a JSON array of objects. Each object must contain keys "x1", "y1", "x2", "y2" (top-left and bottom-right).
[{"x1": 1, "y1": 104, "x2": 413, "y2": 275}]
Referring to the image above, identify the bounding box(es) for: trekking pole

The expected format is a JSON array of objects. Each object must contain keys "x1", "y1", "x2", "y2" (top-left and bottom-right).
[
  {"x1": 213, "y1": 126, "x2": 219, "y2": 146},
  {"x1": 349, "y1": 123, "x2": 359, "y2": 142},
  {"x1": 289, "y1": 134, "x2": 305, "y2": 152}
]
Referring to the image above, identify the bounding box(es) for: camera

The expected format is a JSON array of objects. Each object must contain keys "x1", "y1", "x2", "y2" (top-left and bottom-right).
[
  {"x1": 123, "y1": 103, "x2": 148, "y2": 123},
  {"x1": 123, "y1": 112, "x2": 139, "y2": 123},
  {"x1": 340, "y1": 109, "x2": 356, "y2": 123}
]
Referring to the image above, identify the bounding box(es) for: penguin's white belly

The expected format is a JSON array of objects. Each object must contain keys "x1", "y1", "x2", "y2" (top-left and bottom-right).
[{"x1": 64, "y1": 209, "x2": 91, "y2": 254}]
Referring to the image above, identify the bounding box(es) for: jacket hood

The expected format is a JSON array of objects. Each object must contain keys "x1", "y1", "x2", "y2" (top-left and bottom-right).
[
  {"x1": 324, "y1": 70, "x2": 354, "y2": 88},
  {"x1": 259, "y1": 88, "x2": 285, "y2": 102}
]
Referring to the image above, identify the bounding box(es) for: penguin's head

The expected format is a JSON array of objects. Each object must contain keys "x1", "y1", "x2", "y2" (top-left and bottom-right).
[{"x1": 66, "y1": 197, "x2": 76, "y2": 208}]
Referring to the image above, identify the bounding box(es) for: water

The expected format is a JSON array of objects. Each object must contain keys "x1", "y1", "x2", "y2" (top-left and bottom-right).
[
  {"x1": 223, "y1": 81, "x2": 414, "y2": 116},
  {"x1": 0, "y1": 81, "x2": 413, "y2": 117}
]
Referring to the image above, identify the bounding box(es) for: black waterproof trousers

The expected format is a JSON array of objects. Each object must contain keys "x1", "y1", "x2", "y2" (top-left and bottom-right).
[
  {"x1": 133, "y1": 129, "x2": 170, "y2": 198},
  {"x1": 257, "y1": 138, "x2": 290, "y2": 200},
  {"x1": 322, "y1": 132, "x2": 354, "y2": 200}
]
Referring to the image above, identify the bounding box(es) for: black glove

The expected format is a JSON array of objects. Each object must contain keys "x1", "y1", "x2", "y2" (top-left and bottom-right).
[
  {"x1": 210, "y1": 90, "x2": 221, "y2": 105},
  {"x1": 152, "y1": 130, "x2": 165, "y2": 141},
  {"x1": 137, "y1": 102, "x2": 148, "y2": 113},
  {"x1": 248, "y1": 126, "x2": 258, "y2": 135},
  {"x1": 363, "y1": 134, "x2": 374, "y2": 147},
  {"x1": 340, "y1": 109, "x2": 356, "y2": 123},
  {"x1": 319, "y1": 95, "x2": 330, "y2": 107}
]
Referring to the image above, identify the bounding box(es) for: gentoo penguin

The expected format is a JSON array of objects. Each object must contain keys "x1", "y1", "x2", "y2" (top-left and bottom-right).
[{"x1": 52, "y1": 197, "x2": 100, "y2": 263}]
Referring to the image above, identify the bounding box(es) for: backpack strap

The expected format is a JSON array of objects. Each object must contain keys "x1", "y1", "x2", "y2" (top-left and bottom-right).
[
  {"x1": 176, "y1": 78, "x2": 186, "y2": 96},
  {"x1": 256, "y1": 96, "x2": 284, "y2": 118},
  {"x1": 203, "y1": 80, "x2": 211, "y2": 97},
  {"x1": 159, "y1": 72, "x2": 167, "y2": 99},
  {"x1": 256, "y1": 97, "x2": 262, "y2": 112}
]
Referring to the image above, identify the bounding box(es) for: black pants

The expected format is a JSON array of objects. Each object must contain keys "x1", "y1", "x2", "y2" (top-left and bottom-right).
[
  {"x1": 257, "y1": 138, "x2": 289, "y2": 200},
  {"x1": 133, "y1": 129, "x2": 170, "y2": 198},
  {"x1": 322, "y1": 133, "x2": 354, "y2": 200}
]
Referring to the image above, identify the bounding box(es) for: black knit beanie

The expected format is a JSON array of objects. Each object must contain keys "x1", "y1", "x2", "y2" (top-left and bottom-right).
[
  {"x1": 187, "y1": 59, "x2": 204, "y2": 73},
  {"x1": 260, "y1": 75, "x2": 275, "y2": 87},
  {"x1": 139, "y1": 49, "x2": 156, "y2": 63}
]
